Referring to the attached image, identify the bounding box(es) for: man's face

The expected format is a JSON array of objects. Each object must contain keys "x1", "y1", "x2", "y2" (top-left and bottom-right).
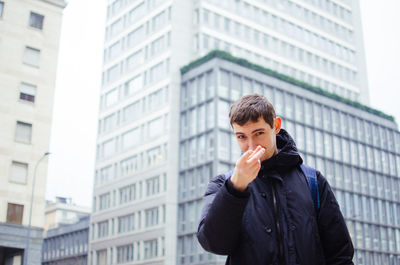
[{"x1": 232, "y1": 117, "x2": 281, "y2": 162}]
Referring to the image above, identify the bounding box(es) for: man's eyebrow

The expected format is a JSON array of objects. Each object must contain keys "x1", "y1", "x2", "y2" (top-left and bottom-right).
[
  {"x1": 252, "y1": 128, "x2": 265, "y2": 134},
  {"x1": 234, "y1": 128, "x2": 265, "y2": 135}
]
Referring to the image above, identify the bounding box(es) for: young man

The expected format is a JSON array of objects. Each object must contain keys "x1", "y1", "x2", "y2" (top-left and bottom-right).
[{"x1": 197, "y1": 94, "x2": 354, "y2": 265}]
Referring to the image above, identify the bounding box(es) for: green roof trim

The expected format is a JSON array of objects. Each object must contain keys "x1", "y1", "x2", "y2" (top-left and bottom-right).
[{"x1": 180, "y1": 50, "x2": 395, "y2": 122}]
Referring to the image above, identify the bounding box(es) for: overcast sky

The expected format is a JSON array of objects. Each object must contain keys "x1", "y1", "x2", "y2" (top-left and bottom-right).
[{"x1": 46, "y1": 0, "x2": 400, "y2": 207}]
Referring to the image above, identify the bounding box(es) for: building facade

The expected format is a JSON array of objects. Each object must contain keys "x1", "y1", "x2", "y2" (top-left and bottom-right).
[
  {"x1": 45, "y1": 197, "x2": 91, "y2": 231},
  {"x1": 92, "y1": 0, "x2": 379, "y2": 264},
  {"x1": 42, "y1": 216, "x2": 90, "y2": 265},
  {"x1": 178, "y1": 52, "x2": 400, "y2": 265},
  {"x1": 0, "y1": 0, "x2": 66, "y2": 265}
]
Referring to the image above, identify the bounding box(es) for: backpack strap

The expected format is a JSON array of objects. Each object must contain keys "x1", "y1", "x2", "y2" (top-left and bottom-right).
[{"x1": 300, "y1": 164, "x2": 320, "y2": 216}]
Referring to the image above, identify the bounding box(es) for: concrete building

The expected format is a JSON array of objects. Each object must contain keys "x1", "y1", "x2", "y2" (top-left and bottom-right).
[
  {"x1": 42, "y1": 216, "x2": 90, "y2": 265},
  {"x1": 44, "y1": 197, "x2": 91, "y2": 231},
  {"x1": 0, "y1": 0, "x2": 66, "y2": 265},
  {"x1": 91, "y1": 0, "x2": 385, "y2": 264},
  {"x1": 178, "y1": 51, "x2": 400, "y2": 265}
]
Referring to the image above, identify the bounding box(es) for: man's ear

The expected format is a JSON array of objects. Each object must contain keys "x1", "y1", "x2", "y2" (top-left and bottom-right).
[{"x1": 274, "y1": 117, "x2": 282, "y2": 134}]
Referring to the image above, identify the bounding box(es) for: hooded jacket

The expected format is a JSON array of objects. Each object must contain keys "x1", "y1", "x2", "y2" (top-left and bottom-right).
[{"x1": 197, "y1": 129, "x2": 354, "y2": 265}]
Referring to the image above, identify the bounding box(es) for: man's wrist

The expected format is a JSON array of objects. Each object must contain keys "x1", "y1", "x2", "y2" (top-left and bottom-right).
[
  {"x1": 230, "y1": 174, "x2": 248, "y2": 192},
  {"x1": 226, "y1": 178, "x2": 250, "y2": 198}
]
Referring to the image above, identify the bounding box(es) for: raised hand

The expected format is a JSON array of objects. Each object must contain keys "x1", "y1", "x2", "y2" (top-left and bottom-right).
[{"x1": 230, "y1": 146, "x2": 265, "y2": 191}]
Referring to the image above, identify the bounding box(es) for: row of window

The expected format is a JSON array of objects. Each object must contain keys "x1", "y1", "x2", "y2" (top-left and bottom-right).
[
  {"x1": 94, "y1": 173, "x2": 166, "y2": 211},
  {"x1": 106, "y1": 3, "x2": 171, "y2": 41},
  {"x1": 96, "y1": 145, "x2": 167, "y2": 189},
  {"x1": 100, "y1": 85, "x2": 169, "y2": 133},
  {"x1": 93, "y1": 237, "x2": 165, "y2": 265},
  {"x1": 202, "y1": 29, "x2": 357, "y2": 89},
  {"x1": 0, "y1": 3, "x2": 44, "y2": 29},
  {"x1": 182, "y1": 70, "x2": 398, "y2": 152},
  {"x1": 105, "y1": 29, "x2": 170, "y2": 63},
  {"x1": 206, "y1": 0, "x2": 354, "y2": 42},
  {"x1": 103, "y1": 55, "x2": 170, "y2": 89},
  {"x1": 200, "y1": 5, "x2": 355, "y2": 65},
  {"x1": 97, "y1": 123, "x2": 168, "y2": 161},
  {"x1": 178, "y1": 199, "x2": 203, "y2": 234},
  {"x1": 198, "y1": 35, "x2": 358, "y2": 101},
  {"x1": 179, "y1": 164, "x2": 213, "y2": 201},
  {"x1": 353, "y1": 249, "x2": 400, "y2": 265},
  {"x1": 178, "y1": 234, "x2": 221, "y2": 265},
  {"x1": 300, "y1": 0, "x2": 352, "y2": 23},
  {"x1": 42, "y1": 230, "x2": 88, "y2": 261},
  {"x1": 336, "y1": 190, "x2": 400, "y2": 227},
  {"x1": 347, "y1": 220, "x2": 400, "y2": 253},
  {"x1": 107, "y1": 0, "x2": 169, "y2": 22}
]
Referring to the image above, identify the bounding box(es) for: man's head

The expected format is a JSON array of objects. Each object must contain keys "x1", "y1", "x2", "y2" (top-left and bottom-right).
[{"x1": 229, "y1": 94, "x2": 281, "y2": 161}]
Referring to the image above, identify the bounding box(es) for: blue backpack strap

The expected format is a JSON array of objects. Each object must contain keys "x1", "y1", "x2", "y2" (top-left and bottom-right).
[
  {"x1": 224, "y1": 169, "x2": 234, "y2": 180},
  {"x1": 300, "y1": 164, "x2": 320, "y2": 216}
]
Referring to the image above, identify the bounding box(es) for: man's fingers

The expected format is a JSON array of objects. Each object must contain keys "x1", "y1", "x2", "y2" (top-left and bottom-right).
[
  {"x1": 238, "y1": 149, "x2": 254, "y2": 163},
  {"x1": 248, "y1": 145, "x2": 262, "y2": 160},
  {"x1": 247, "y1": 147, "x2": 265, "y2": 163}
]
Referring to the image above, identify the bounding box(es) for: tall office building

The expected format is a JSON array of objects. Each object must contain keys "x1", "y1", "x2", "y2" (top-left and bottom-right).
[
  {"x1": 0, "y1": 0, "x2": 66, "y2": 265},
  {"x1": 178, "y1": 51, "x2": 400, "y2": 265},
  {"x1": 91, "y1": 0, "x2": 378, "y2": 264}
]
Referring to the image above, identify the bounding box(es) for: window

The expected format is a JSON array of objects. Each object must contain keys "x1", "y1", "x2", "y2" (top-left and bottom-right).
[
  {"x1": 7, "y1": 203, "x2": 24, "y2": 224},
  {"x1": 144, "y1": 239, "x2": 158, "y2": 259},
  {"x1": 102, "y1": 138, "x2": 116, "y2": 157},
  {"x1": 148, "y1": 117, "x2": 163, "y2": 138},
  {"x1": 122, "y1": 127, "x2": 140, "y2": 149},
  {"x1": 0, "y1": 2, "x2": 4, "y2": 19},
  {"x1": 105, "y1": 88, "x2": 118, "y2": 107},
  {"x1": 118, "y1": 214, "x2": 135, "y2": 234},
  {"x1": 128, "y1": 2, "x2": 145, "y2": 25},
  {"x1": 120, "y1": 155, "x2": 139, "y2": 176},
  {"x1": 99, "y1": 193, "x2": 110, "y2": 210},
  {"x1": 23, "y1": 47, "x2": 40, "y2": 67},
  {"x1": 125, "y1": 75, "x2": 143, "y2": 97},
  {"x1": 97, "y1": 249, "x2": 107, "y2": 265},
  {"x1": 15, "y1": 121, "x2": 32, "y2": 143},
  {"x1": 146, "y1": 176, "x2": 160, "y2": 196},
  {"x1": 117, "y1": 244, "x2": 134, "y2": 263},
  {"x1": 19, "y1": 82, "x2": 36, "y2": 102},
  {"x1": 123, "y1": 100, "x2": 141, "y2": 122},
  {"x1": 126, "y1": 49, "x2": 144, "y2": 71},
  {"x1": 127, "y1": 26, "x2": 145, "y2": 48},
  {"x1": 10, "y1": 161, "x2": 28, "y2": 184},
  {"x1": 29, "y1": 12, "x2": 44, "y2": 29},
  {"x1": 145, "y1": 207, "x2": 159, "y2": 227},
  {"x1": 97, "y1": 221, "x2": 109, "y2": 238},
  {"x1": 119, "y1": 184, "x2": 136, "y2": 204}
]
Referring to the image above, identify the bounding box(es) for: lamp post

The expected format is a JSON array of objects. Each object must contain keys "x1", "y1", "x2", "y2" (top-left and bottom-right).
[{"x1": 24, "y1": 152, "x2": 50, "y2": 265}]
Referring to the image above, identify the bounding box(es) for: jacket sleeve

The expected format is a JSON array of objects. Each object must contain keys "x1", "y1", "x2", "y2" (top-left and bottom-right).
[
  {"x1": 197, "y1": 174, "x2": 250, "y2": 255},
  {"x1": 317, "y1": 171, "x2": 354, "y2": 265}
]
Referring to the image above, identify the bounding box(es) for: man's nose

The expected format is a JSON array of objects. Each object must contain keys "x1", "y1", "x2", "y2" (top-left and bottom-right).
[{"x1": 248, "y1": 140, "x2": 257, "y2": 151}]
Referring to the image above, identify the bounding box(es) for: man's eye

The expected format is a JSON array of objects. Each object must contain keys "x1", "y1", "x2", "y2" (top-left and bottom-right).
[
  {"x1": 256, "y1": 132, "x2": 264, "y2": 136},
  {"x1": 237, "y1": 135, "x2": 245, "y2": 139}
]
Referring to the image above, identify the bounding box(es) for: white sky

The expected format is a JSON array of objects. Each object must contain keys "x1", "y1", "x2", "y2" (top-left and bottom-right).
[{"x1": 46, "y1": 0, "x2": 400, "y2": 207}]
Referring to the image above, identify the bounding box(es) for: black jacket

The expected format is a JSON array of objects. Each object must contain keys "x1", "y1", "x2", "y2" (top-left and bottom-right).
[{"x1": 197, "y1": 129, "x2": 354, "y2": 265}]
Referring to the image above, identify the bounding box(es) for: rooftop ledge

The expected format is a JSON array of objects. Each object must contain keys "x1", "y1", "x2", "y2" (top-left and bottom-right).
[{"x1": 180, "y1": 50, "x2": 395, "y2": 123}]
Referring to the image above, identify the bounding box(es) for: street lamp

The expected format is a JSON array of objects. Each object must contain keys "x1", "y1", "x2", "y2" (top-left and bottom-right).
[{"x1": 24, "y1": 152, "x2": 51, "y2": 265}]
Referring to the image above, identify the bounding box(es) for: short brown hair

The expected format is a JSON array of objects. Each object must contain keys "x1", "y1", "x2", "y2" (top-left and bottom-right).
[{"x1": 229, "y1": 94, "x2": 276, "y2": 128}]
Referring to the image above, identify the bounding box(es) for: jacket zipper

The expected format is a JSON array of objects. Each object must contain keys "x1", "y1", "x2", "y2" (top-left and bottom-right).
[{"x1": 271, "y1": 184, "x2": 284, "y2": 263}]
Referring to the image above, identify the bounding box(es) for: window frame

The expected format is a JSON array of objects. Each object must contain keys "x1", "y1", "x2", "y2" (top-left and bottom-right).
[
  {"x1": 29, "y1": 11, "x2": 44, "y2": 30},
  {"x1": 7, "y1": 203, "x2": 24, "y2": 224}
]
